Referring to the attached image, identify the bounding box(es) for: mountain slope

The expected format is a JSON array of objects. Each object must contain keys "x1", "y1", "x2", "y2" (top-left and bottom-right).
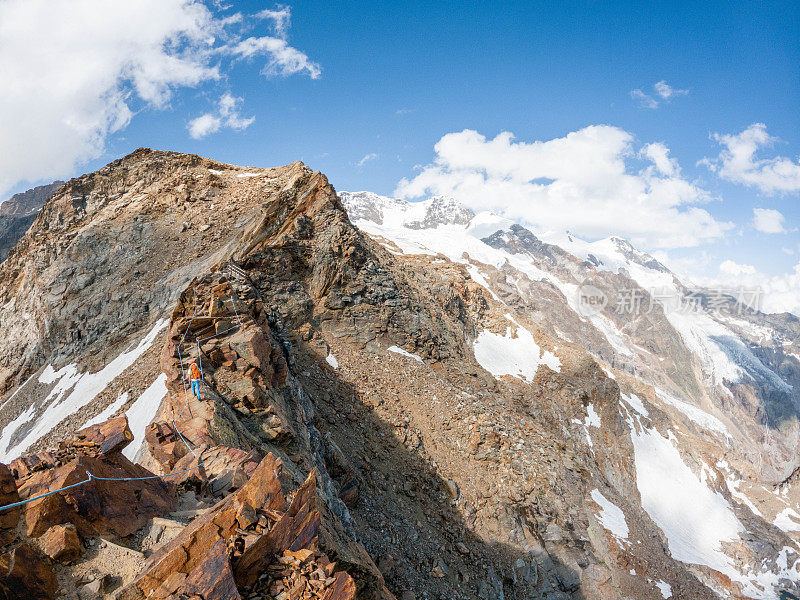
[
  {"x1": 0, "y1": 155, "x2": 799, "y2": 600},
  {"x1": 0, "y1": 180, "x2": 64, "y2": 261}
]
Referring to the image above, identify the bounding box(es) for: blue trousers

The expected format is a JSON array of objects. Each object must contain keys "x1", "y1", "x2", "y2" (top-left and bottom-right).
[{"x1": 191, "y1": 379, "x2": 202, "y2": 399}]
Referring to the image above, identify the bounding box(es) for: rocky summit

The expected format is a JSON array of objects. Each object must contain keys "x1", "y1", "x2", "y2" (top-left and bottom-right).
[{"x1": 0, "y1": 149, "x2": 799, "y2": 600}]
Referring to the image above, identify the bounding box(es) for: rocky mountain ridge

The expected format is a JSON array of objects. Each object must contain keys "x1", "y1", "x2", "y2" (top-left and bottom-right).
[
  {"x1": 0, "y1": 180, "x2": 64, "y2": 261},
  {"x1": 0, "y1": 152, "x2": 798, "y2": 599}
]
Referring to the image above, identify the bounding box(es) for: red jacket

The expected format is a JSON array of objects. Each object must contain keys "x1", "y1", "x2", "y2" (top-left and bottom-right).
[{"x1": 189, "y1": 363, "x2": 201, "y2": 380}]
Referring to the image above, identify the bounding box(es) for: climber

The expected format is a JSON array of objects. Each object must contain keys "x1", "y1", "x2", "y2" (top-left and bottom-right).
[{"x1": 189, "y1": 359, "x2": 203, "y2": 400}]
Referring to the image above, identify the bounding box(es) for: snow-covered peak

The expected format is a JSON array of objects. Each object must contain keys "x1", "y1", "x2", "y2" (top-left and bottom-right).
[
  {"x1": 338, "y1": 191, "x2": 406, "y2": 225},
  {"x1": 340, "y1": 192, "x2": 474, "y2": 230}
]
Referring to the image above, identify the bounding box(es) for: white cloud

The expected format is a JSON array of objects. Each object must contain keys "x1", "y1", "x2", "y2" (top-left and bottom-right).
[
  {"x1": 630, "y1": 89, "x2": 659, "y2": 109},
  {"x1": 654, "y1": 80, "x2": 689, "y2": 100},
  {"x1": 631, "y1": 81, "x2": 688, "y2": 109},
  {"x1": 188, "y1": 92, "x2": 254, "y2": 139},
  {"x1": 256, "y1": 6, "x2": 291, "y2": 37},
  {"x1": 719, "y1": 260, "x2": 757, "y2": 276},
  {"x1": 228, "y1": 36, "x2": 321, "y2": 79},
  {"x1": 357, "y1": 153, "x2": 379, "y2": 167},
  {"x1": 642, "y1": 142, "x2": 679, "y2": 177},
  {"x1": 752, "y1": 208, "x2": 787, "y2": 234},
  {"x1": 187, "y1": 114, "x2": 222, "y2": 140},
  {"x1": 0, "y1": 0, "x2": 319, "y2": 198},
  {"x1": 709, "y1": 260, "x2": 800, "y2": 317},
  {"x1": 395, "y1": 127, "x2": 732, "y2": 248},
  {"x1": 701, "y1": 123, "x2": 800, "y2": 194}
]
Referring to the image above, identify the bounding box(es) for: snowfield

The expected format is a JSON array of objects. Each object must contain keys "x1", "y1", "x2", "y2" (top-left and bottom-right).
[
  {"x1": 473, "y1": 318, "x2": 560, "y2": 382},
  {"x1": 631, "y1": 423, "x2": 742, "y2": 575},
  {"x1": 0, "y1": 319, "x2": 167, "y2": 462}
]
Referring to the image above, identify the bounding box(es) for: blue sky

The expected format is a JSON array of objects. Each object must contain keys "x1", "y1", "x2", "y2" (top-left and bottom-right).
[{"x1": 1, "y1": 1, "x2": 798, "y2": 306}]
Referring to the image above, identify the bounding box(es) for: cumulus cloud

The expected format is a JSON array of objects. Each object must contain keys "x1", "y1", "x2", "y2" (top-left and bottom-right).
[
  {"x1": 709, "y1": 259, "x2": 800, "y2": 317},
  {"x1": 0, "y1": 0, "x2": 319, "y2": 198},
  {"x1": 188, "y1": 92, "x2": 254, "y2": 139},
  {"x1": 701, "y1": 123, "x2": 800, "y2": 194},
  {"x1": 631, "y1": 81, "x2": 688, "y2": 109},
  {"x1": 356, "y1": 153, "x2": 379, "y2": 167},
  {"x1": 395, "y1": 127, "x2": 732, "y2": 248},
  {"x1": 752, "y1": 208, "x2": 788, "y2": 234}
]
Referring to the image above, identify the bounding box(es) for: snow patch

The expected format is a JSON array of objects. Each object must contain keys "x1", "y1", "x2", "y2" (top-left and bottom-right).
[
  {"x1": 123, "y1": 374, "x2": 168, "y2": 461},
  {"x1": 655, "y1": 580, "x2": 672, "y2": 598},
  {"x1": 590, "y1": 488, "x2": 629, "y2": 540},
  {"x1": 621, "y1": 393, "x2": 648, "y2": 417},
  {"x1": 473, "y1": 321, "x2": 560, "y2": 383},
  {"x1": 236, "y1": 172, "x2": 261, "y2": 178},
  {"x1": 631, "y1": 424, "x2": 742, "y2": 575},
  {"x1": 326, "y1": 354, "x2": 339, "y2": 369},
  {"x1": 585, "y1": 403, "x2": 601, "y2": 428},
  {"x1": 655, "y1": 388, "x2": 729, "y2": 438},
  {"x1": 774, "y1": 507, "x2": 800, "y2": 532},
  {"x1": 82, "y1": 392, "x2": 130, "y2": 429},
  {"x1": 388, "y1": 346, "x2": 423, "y2": 363}
]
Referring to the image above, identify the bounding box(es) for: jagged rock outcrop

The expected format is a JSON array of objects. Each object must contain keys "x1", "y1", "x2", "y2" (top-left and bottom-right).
[{"x1": 12, "y1": 416, "x2": 175, "y2": 538}]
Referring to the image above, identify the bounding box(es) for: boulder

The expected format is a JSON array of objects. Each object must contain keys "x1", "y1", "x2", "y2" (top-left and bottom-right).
[
  {"x1": 0, "y1": 543, "x2": 58, "y2": 600},
  {"x1": 62, "y1": 415, "x2": 134, "y2": 456},
  {"x1": 18, "y1": 452, "x2": 175, "y2": 538},
  {"x1": 126, "y1": 453, "x2": 284, "y2": 598},
  {"x1": 40, "y1": 522, "x2": 82, "y2": 563},
  {"x1": 0, "y1": 463, "x2": 20, "y2": 545},
  {"x1": 173, "y1": 538, "x2": 241, "y2": 600}
]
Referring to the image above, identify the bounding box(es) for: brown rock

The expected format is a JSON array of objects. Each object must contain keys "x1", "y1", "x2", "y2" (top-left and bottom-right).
[
  {"x1": 177, "y1": 538, "x2": 241, "y2": 600},
  {"x1": 0, "y1": 463, "x2": 20, "y2": 545},
  {"x1": 127, "y1": 453, "x2": 284, "y2": 598},
  {"x1": 0, "y1": 543, "x2": 58, "y2": 600},
  {"x1": 9, "y1": 452, "x2": 56, "y2": 479},
  {"x1": 40, "y1": 523, "x2": 82, "y2": 563},
  {"x1": 18, "y1": 452, "x2": 175, "y2": 538},
  {"x1": 62, "y1": 415, "x2": 134, "y2": 456},
  {"x1": 234, "y1": 468, "x2": 320, "y2": 586}
]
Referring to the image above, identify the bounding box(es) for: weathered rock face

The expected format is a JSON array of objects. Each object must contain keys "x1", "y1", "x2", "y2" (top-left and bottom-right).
[
  {"x1": 0, "y1": 180, "x2": 63, "y2": 262},
  {"x1": 0, "y1": 465, "x2": 19, "y2": 546},
  {"x1": 121, "y1": 453, "x2": 383, "y2": 600}
]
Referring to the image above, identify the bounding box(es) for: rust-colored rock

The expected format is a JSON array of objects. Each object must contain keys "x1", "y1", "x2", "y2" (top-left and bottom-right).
[
  {"x1": 175, "y1": 539, "x2": 241, "y2": 600},
  {"x1": 0, "y1": 543, "x2": 58, "y2": 600},
  {"x1": 0, "y1": 464, "x2": 20, "y2": 546},
  {"x1": 323, "y1": 571, "x2": 357, "y2": 600},
  {"x1": 18, "y1": 452, "x2": 175, "y2": 538},
  {"x1": 61, "y1": 415, "x2": 134, "y2": 456},
  {"x1": 235, "y1": 468, "x2": 320, "y2": 586},
  {"x1": 39, "y1": 522, "x2": 82, "y2": 563},
  {"x1": 128, "y1": 452, "x2": 284, "y2": 598},
  {"x1": 145, "y1": 422, "x2": 187, "y2": 471},
  {"x1": 9, "y1": 452, "x2": 56, "y2": 479},
  {"x1": 165, "y1": 446, "x2": 260, "y2": 497}
]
